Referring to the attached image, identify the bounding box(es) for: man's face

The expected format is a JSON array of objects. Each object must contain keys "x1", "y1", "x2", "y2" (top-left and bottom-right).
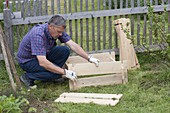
[{"x1": 49, "y1": 25, "x2": 65, "y2": 39}]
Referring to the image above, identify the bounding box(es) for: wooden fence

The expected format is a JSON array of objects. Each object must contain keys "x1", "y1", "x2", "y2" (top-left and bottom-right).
[{"x1": 0, "y1": 0, "x2": 170, "y2": 60}]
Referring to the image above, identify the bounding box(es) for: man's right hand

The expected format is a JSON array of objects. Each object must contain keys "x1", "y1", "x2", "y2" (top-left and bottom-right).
[{"x1": 64, "y1": 69, "x2": 77, "y2": 81}]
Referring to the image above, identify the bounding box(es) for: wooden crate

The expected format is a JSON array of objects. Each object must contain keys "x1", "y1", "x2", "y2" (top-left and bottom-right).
[{"x1": 66, "y1": 52, "x2": 128, "y2": 90}]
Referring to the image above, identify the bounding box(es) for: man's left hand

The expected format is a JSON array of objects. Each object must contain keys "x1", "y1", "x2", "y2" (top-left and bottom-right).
[{"x1": 88, "y1": 55, "x2": 100, "y2": 67}]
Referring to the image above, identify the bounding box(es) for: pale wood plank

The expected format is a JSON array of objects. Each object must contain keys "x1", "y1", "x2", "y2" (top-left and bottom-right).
[
  {"x1": 69, "y1": 74, "x2": 123, "y2": 90},
  {"x1": 55, "y1": 97, "x2": 120, "y2": 106},
  {"x1": 60, "y1": 92, "x2": 123, "y2": 100},
  {"x1": 67, "y1": 62, "x2": 122, "y2": 76},
  {"x1": 67, "y1": 52, "x2": 115, "y2": 64}
]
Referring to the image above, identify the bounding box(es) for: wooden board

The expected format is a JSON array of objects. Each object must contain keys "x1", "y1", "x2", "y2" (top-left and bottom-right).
[
  {"x1": 69, "y1": 74, "x2": 124, "y2": 90},
  {"x1": 55, "y1": 97, "x2": 120, "y2": 106},
  {"x1": 60, "y1": 92, "x2": 123, "y2": 100},
  {"x1": 67, "y1": 61, "x2": 125, "y2": 76},
  {"x1": 114, "y1": 18, "x2": 140, "y2": 69},
  {"x1": 66, "y1": 52, "x2": 115, "y2": 64},
  {"x1": 55, "y1": 92, "x2": 123, "y2": 106}
]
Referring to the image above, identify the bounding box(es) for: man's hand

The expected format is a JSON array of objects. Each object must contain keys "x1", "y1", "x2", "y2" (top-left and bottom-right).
[
  {"x1": 63, "y1": 69, "x2": 77, "y2": 81},
  {"x1": 88, "y1": 55, "x2": 100, "y2": 67}
]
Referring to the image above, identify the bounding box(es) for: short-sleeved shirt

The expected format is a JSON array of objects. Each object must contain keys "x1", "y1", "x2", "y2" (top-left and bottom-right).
[{"x1": 17, "y1": 23, "x2": 71, "y2": 64}]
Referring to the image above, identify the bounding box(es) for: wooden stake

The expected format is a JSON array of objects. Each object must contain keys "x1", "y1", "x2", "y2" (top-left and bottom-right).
[
  {"x1": 0, "y1": 26, "x2": 21, "y2": 89},
  {"x1": 0, "y1": 27, "x2": 16, "y2": 95}
]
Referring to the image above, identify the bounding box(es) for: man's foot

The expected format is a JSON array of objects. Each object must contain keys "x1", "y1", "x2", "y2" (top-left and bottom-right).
[
  {"x1": 53, "y1": 77, "x2": 68, "y2": 84},
  {"x1": 20, "y1": 74, "x2": 37, "y2": 90}
]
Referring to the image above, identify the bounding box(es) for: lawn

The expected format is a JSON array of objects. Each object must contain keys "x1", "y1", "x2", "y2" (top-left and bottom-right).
[{"x1": 0, "y1": 51, "x2": 170, "y2": 113}]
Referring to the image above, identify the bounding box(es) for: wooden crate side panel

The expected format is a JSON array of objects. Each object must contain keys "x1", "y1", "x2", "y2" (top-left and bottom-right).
[
  {"x1": 67, "y1": 61, "x2": 123, "y2": 76},
  {"x1": 60, "y1": 93, "x2": 123, "y2": 100},
  {"x1": 66, "y1": 52, "x2": 115, "y2": 64},
  {"x1": 69, "y1": 74, "x2": 123, "y2": 90},
  {"x1": 55, "y1": 97, "x2": 120, "y2": 106}
]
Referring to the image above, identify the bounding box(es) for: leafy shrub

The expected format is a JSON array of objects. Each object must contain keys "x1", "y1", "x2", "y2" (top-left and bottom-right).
[{"x1": 0, "y1": 95, "x2": 29, "y2": 113}]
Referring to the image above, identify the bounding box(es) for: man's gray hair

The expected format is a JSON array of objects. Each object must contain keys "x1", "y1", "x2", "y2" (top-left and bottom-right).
[{"x1": 48, "y1": 15, "x2": 66, "y2": 28}]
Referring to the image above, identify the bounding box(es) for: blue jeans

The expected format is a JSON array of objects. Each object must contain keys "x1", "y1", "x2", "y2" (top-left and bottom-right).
[{"x1": 19, "y1": 46, "x2": 70, "y2": 81}]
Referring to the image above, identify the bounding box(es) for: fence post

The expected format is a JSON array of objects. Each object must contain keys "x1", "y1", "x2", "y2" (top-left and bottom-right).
[
  {"x1": 168, "y1": 0, "x2": 170, "y2": 32},
  {"x1": 3, "y1": 9, "x2": 14, "y2": 56}
]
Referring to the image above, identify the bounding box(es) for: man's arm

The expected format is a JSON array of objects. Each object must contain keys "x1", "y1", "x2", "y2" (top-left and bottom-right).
[
  {"x1": 66, "y1": 40, "x2": 100, "y2": 66},
  {"x1": 36, "y1": 55, "x2": 65, "y2": 74},
  {"x1": 66, "y1": 40, "x2": 89, "y2": 60},
  {"x1": 36, "y1": 55, "x2": 77, "y2": 81}
]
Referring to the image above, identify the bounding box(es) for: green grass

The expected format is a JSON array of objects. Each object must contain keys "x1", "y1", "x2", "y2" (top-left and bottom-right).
[{"x1": 0, "y1": 52, "x2": 170, "y2": 113}]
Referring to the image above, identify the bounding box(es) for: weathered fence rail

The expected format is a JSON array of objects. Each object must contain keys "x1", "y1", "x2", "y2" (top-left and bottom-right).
[{"x1": 0, "y1": 0, "x2": 170, "y2": 61}]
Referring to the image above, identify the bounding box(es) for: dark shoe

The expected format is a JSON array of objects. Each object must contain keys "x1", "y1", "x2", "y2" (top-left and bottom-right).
[
  {"x1": 20, "y1": 74, "x2": 36, "y2": 90},
  {"x1": 53, "y1": 78, "x2": 68, "y2": 84}
]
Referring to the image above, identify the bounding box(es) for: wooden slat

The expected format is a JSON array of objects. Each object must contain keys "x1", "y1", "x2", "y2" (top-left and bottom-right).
[
  {"x1": 168, "y1": 0, "x2": 170, "y2": 32},
  {"x1": 137, "y1": 0, "x2": 140, "y2": 46},
  {"x1": 125, "y1": 0, "x2": 129, "y2": 18},
  {"x1": 27, "y1": 0, "x2": 31, "y2": 17},
  {"x1": 69, "y1": 0, "x2": 72, "y2": 38},
  {"x1": 60, "y1": 93, "x2": 123, "y2": 100},
  {"x1": 0, "y1": 12, "x2": 22, "y2": 20},
  {"x1": 86, "y1": 0, "x2": 89, "y2": 51},
  {"x1": 103, "y1": 0, "x2": 106, "y2": 49},
  {"x1": 55, "y1": 96, "x2": 120, "y2": 106},
  {"x1": 74, "y1": 0, "x2": 78, "y2": 44},
  {"x1": 11, "y1": 5, "x2": 170, "y2": 25},
  {"x1": 45, "y1": 0, "x2": 48, "y2": 15},
  {"x1": 92, "y1": 0, "x2": 95, "y2": 51},
  {"x1": 108, "y1": 0, "x2": 112, "y2": 49},
  {"x1": 57, "y1": 0, "x2": 61, "y2": 14},
  {"x1": 131, "y1": 0, "x2": 134, "y2": 36},
  {"x1": 114, "y1": 0, "x2": 118, "y2": 49},
  {"x1": 155, "y1": 0, "x2": 158, "y2": 5},
  {"x1": 38, "y1": 0, "x2": 42, "y2": 16},
  {"x1": 33, "y1": 0, "x2": 37, "y2": 16},
  {"x1": 51, "y1": 0, "x2": 54, "y2": 14},
  {"x1": 149, "y1": 0, "x2": 153, "y2": 45},
  {"x1": 69, "y1": 74, "x2": 123, "y2": 90},
  {"x1": 3, "y1": 9, "x2": 14, "y2": 55},
  {"x1": 97, "y1": 0, "x2": 101, "y2": 50},
  {"x1": 64, "y1": 0, "x2": 67, "y2": 14},
  {"x1": 143, "y1": 0, "x2": 147, "y2": 44},
  {"x1": 0, "y1": 26, "x2": 17, "y2": 95},
  {"x1": 67, "y1": 61, "x2": 124, "y2": 76},
  {"x1": 80, "y1": 0, "x2": 83, "y2": 48},
  {"x1": 120, "y1": 0, "x2": 123, "y2": 18},
  {"x1": 67, "y1": 52, "x2": 115, "y2": 64},
  {"x1": 3, "y1": 2, "x2": 6, "y2": 9},
  {"x1": 0, "y1": 26, "x2": 21, "y2": 89}
]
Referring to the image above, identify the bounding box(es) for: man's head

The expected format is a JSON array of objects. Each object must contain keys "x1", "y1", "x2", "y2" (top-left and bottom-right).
[{"x1": 48, "y1": 15, "x2": 66, "y2": 39}]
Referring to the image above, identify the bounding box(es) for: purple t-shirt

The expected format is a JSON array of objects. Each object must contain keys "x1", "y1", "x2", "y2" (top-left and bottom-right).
[{"x1": 17, "y1": 23, "x2": 71, "y2": 64}]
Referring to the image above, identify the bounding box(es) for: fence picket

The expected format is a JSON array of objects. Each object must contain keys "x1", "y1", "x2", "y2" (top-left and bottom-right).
[
  {"x1": 114, "y1": 0, "x2": 118, "y2": 49},
  {"x1": 103, "y1": 0, "x2": 106, "y2": 49},
  {"x1": 143, "y1": 0, "x2": 147, "y2": 44},
  {"x1": 92, "y1": 0, "x2": 95, "y2": 51},
  {"x1": 149, "y1": 0, "x2": 153, "y2": 45},
  {"x1": 137, "y1": 0, "x2": 141, "y2": 46},
  {"x1": 86, "y1": 0, "x2": 89, "y2": 51},
  {"x1": 80, "y1": 0, "x2": 83, "y2": 48},
  {"x1": 45, "y1": 0, "x2": 48, "y2": 15},
  {"x1": 108, "y1": 0, "x2": 112, "y2": 49},
  {"x1": 75, "y1": 0, "x2": 78, "y2": 44},
  {"x1": 97, "y1": 0, "x2": 101, "y2": 50}
]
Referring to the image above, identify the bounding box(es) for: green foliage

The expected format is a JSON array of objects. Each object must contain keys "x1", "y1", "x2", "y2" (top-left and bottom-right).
[
  {"x1": 0, "y1": 95, "x2": 29, "y2": 113},
  {"x1": 142, "y1": 3, "x2": 170, "y2": 61}
]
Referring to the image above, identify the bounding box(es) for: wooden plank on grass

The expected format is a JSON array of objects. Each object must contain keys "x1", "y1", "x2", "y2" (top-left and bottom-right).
[
  {"x1": 67, "y1": 52, "x2": 115, "y2": 64},
  {"x1": 60, "y1": 92, "x2": 123, "y2": 100},
  {"x1": 69, "y1": 74, "x2": 123, "y2": 90},
  {"x1": 55, "y1": 97, "x2": 120, "y2": 106}
]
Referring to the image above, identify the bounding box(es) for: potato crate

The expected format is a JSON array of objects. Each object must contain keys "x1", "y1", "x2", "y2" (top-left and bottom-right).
[{"x1": 66, "y1": 52, "x2": 128, "y2": 90}]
